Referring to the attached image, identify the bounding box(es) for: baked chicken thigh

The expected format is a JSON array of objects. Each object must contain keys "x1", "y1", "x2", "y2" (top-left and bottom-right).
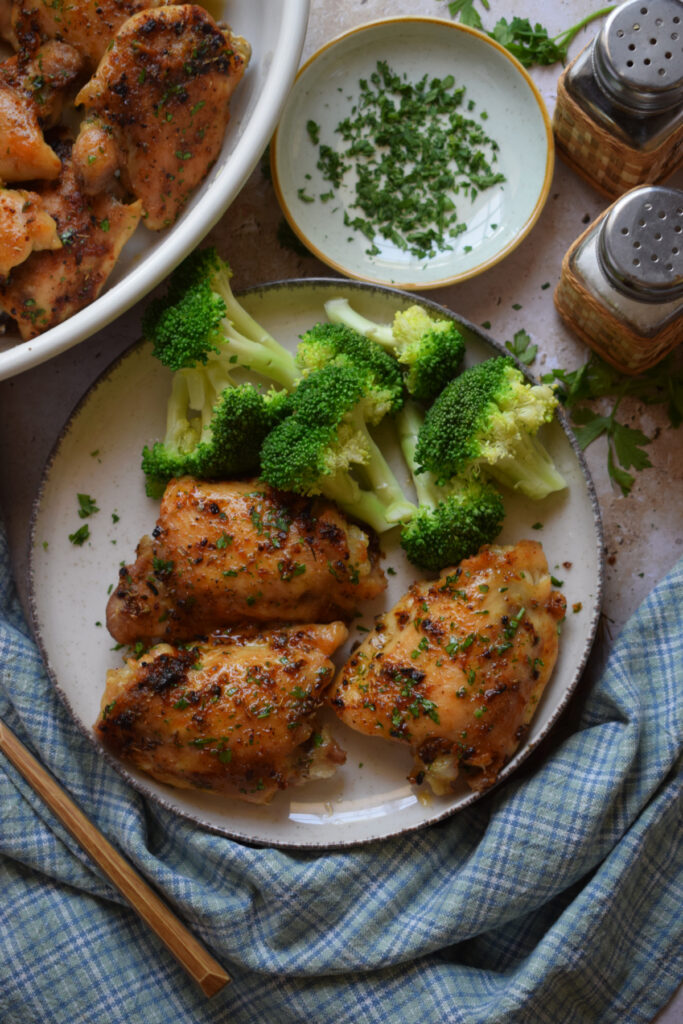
[
  {"x1": 0, "y1": 77, "x2": 61, "y2": 181},
  {"x1": 3, "y1": 0, "x2": 165, "y2": 66},
  {"x1": 106, "y1": 477, "x2": 387, "y2": 646},
  {"x1": 73, "y1": 4, "x2": 250, "y2": 227},
  {"x1": 96, "y1": 621, "x2": 348, "y2": 803},
  {"x1": 0, "y1": 135, "x2": 141, "y2": 337},
  {"x1": 330, "y1": 541, "x2": 566, "y2": 794},
  {"x1": 0, "y1": 40, "x2": 85, "y2": 127},
  {"x1": 0, "y1": 186, "x2": 61, "y2": 277}
]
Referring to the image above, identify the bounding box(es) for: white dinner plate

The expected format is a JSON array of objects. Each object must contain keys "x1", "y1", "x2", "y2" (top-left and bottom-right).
[
  {"x1": 0, "y1": 0, "x2": 309, "y2": 380},
  {"x1": 29, "y1": 279, "x2": 603, "y2": 849},
  {"x1": 272, "y1": 18, "x2": 554, "y2": 290}
]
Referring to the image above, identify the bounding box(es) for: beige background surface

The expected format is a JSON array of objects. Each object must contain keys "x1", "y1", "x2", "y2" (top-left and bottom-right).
[{"x1": 0, "y1": 1, "x2": 680, "y2": 1019}]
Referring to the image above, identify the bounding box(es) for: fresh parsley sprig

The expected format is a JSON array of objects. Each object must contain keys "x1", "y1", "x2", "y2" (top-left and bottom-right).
[
  {"x1": 445, "y1": 3, "x2": 617, "y2": 68},
  {"x1": 543, "y1": 355, "x2": 683, "y2": 495}
]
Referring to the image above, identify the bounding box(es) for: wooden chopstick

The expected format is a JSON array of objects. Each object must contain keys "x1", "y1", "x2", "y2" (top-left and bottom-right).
[{"x1": 0, "y1": 718, "x2": 230, "y2": 997}]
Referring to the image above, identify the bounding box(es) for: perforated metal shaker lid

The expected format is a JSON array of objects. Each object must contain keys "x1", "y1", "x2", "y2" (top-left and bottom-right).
[
  {"x1": 598, "y1": 186, "x2": 683, "y2": 301},
  {"x1": 592, "y1": 0, "x2": 683, "y2": 113}
]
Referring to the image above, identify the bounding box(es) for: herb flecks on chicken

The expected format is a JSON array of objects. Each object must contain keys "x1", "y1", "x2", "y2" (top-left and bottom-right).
[
  {"x1": 96, "y1": 621, "x2": 348, "y2": 803},
  {"x1": 330, "y1": 540, "x2": 566, "y2": 794},
  {"x1": 73, "y1": 4, "x2": 251, "y2": 228},
  {"x1": 0, "y1": 40, "x2": 86, "y2": 128}
]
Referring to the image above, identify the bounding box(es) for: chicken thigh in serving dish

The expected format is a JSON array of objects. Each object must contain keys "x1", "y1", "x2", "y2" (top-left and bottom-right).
[
  {"x1": 106, "y1": 477, "x2": 387, "y2": 646},
  {"x1": 0, "y1": 40, "x2": 85, "y2": 127},
  {"x1": 330, "y1": 540, "x2": 566, "y2": 794},
  {"x1": 2, "y1": 0, "x2": 166, "y2": 67},
  {"x1": 0, "y1": 186, "x2": 61, "y2": 277},
  {"x1": 96, "y1": 621, "x2": 348, "y2": 803},
  {"x1": 0, "y1": 135, "x2": 142, "y2": 337},
  {"x1": 73, "y1": 4, "x2": 250, "y2": 227}
]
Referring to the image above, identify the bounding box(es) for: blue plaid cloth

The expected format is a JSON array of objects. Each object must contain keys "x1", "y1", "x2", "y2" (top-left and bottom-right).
[{"x1": 1, "y1": 517, "x2": 681, "y2": 1024}]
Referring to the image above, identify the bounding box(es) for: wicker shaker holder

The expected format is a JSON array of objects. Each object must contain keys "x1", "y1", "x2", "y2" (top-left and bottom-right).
[
  {"x1": 553, "y1": 0, "x2": 683, "y2": 199},
  {"x1": 554, "y1": 186, "x2": 683, "y2": 375}
]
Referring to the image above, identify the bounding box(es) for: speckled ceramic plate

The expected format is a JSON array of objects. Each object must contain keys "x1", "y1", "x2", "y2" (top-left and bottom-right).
[
  {"x1": 271, "y1": 18, "x2": 554, "y2": 290},
  {"x1": 0, "y1": 0, "x2": 309, "y2": 381},
  {"x1": 29, "y1": 279, "x2": 602, "y2": 849}
]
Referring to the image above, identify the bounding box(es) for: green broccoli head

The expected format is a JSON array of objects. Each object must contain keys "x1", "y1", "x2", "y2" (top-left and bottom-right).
[
  {"x1": 297, "y1": 321, "x2": 404, "y2": 416},
  {"x1": 391, "y1": 305, "x2": 465, "y2": 402},
  {"x1": 400, "y1": 479, "x2": 505, "y2": 571},
  {"x1": 396, "y1": 399, "x2": 504, "y2": 571},
  {"x1": 143, "y1": 275, "x2": 225, "y2": 370},
  {"x1": 141, "y1": 383, "x2": 287, "y2": 498},
  {"x1": 142, "y1": 247, "x2": 299, "y2": 388},
  {"x1": 260, "y1": 363, "x2": 416, "y2": 533},
  {"x1": 323, "y1": 297, "x2": 465, "y2": 401},
  {"x1": 415, "y1": 356, "x2": 566, "y2": 500}
]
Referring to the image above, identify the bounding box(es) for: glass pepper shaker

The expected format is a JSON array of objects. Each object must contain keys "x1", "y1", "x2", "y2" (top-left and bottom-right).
[
  {"x1": 553, "y1": 0, "x2": 683, "y2": 197},
  {"x1": 554, "y1": 185, "x2": 683, "y2": 374}
]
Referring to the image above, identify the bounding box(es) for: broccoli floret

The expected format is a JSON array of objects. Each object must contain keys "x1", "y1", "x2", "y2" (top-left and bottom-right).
[
  {"x1": 414, "y1": 356, "x2": 567, "y2": 501},
  {"x1": 296, "y1": 321, "x2": 404, "y2": 415},
  {"x1": 324, "y1": 297, "x2": 465, "y2": 402},
  {"x1": 397, "y1": 401, "x2": 505, "y2": 571},
  {"x1": 141, "y1": 382, "x2": 288, "y2": 498},
  {"x1": 142, "y1": 248, "x2": 299, "y2": 389},
  {"x1": 260, "y1": 364, "x2": 416, "y2": 533}
]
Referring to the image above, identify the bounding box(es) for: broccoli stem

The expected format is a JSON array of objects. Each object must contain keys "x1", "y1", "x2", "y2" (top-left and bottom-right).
[
  {"x1": 164, "y1": 373, "x2": 201, "y2": 452},
  {"x1": 217, "y1": 320, "x2": 299, "y2": 389},
  {"x1": 486, "y1": 433, "x2": 567, "y2": 501},
  {"x1": 397, "y1": 400, "x2": 438, "y2": 507},
  {"x1": 348, "y1": 407, "x2": 417, "y2": 524},
  {"x1": 324, "y1": 297, "x2": 395, "y2": 348},
  {"x1": 212, "y1": 262, "x2": 289, "y2": 357},
  {"x1": 320, "y1": 474, "x2": 408, "y2": 535}
]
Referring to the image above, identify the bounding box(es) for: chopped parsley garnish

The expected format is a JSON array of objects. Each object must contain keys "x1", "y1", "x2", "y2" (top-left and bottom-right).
[
  {"x1": 69, "y1": 524, "x2": 90, "y2": 546},
  {"x1": 77, "y1": 493, "x2": 99, "y2": 518},
  {"x1": 305, "y1": 59, "x2": 505, "y2": 260}
]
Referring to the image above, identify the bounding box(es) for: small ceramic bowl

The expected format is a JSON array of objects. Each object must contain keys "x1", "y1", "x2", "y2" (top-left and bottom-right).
[{"x1": 272, "y1": 17, "x2": 554, "y2": 291}]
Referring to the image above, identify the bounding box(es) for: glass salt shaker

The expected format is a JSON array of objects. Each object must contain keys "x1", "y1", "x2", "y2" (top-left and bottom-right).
[
  {"x1": 553, "y1": 0, "x2": 683, "y2": 197},
  {"x1": 554, "y1": 185, "x2": 683, "y2": 374}
]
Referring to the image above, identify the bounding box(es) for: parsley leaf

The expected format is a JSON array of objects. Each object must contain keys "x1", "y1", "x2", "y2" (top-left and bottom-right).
[
  {"x1": 448, "y1": 0, "x2": 489, "y2": 29},
  {"x1": 505, "y1": 328, "x2": 537, "y2": 366},
  {"x1": 69, "y1": 524, "x2": 90, "y2": 546},
  {"x1": 544, "y1": 353, "x2": 681, "y2": 496},
  {"x1": 77, "y1": 493, "x2": 99, "y2": 518}
]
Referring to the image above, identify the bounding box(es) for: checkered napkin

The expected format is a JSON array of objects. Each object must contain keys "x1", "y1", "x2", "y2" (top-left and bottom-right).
[{"x1": 1, "y1": 519, "x2": 681, "y2": 1024}]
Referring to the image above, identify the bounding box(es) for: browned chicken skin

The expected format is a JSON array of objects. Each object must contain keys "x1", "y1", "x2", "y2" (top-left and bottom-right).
[
  {"x1": 330, "y1": 541, "x2": 566, "y2": 794},
  {"x1": 106, "y1": 477, "x2": 387, "y2": 647},
  {"x1": 0, "y1": 40, "x2": 85, "y2": 127},
  {"x1": 73, "y1": 4, "x2": 250, "y2": 227},
  {"x1": 0, "y1": 185, "x2": 61, "y2": 276},
  {"x1": 96, "y1": 622, "x2": 349, "y2": 803},
  {"x1": 0, "y1": 135, "x2": 141, "y2": 337},
  {"x1": 0, "y1": 76, "x2": 61, "y2": 180},
  {"x1": 3, "y1": 0, "x2": 165, "y2": 66}
]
